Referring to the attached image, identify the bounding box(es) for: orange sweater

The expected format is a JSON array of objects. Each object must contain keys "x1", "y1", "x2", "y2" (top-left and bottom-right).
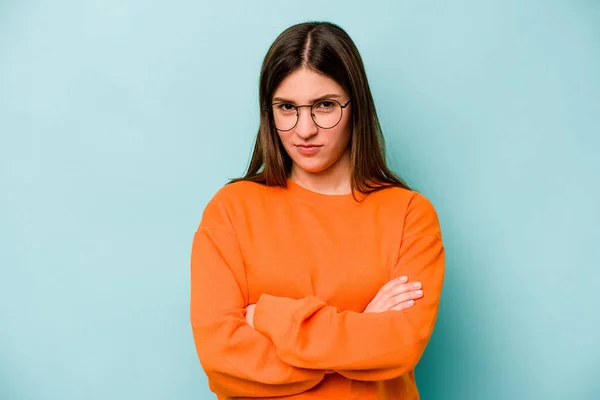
[{"x1": 190, "y1": 178, "x2": 445, "y2": 399}]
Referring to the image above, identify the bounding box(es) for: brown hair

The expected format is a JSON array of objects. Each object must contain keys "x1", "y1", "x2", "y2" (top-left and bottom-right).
[{"x1": 229, "y1": 21, "x2": 412, "y2": 196}]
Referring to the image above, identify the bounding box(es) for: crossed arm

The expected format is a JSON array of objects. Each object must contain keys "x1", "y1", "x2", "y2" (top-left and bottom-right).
[{"x1": 190, "y1": 193, "x2": 444, "y2": 396}]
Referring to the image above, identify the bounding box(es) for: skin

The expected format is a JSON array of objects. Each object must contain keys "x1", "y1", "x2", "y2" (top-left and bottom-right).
[
  {"x1": 245, "y1": 67, "x2": 423, "y2": 327},
  {"x1": 274, "y1": 66, "x2": 353, "y2": 195}
]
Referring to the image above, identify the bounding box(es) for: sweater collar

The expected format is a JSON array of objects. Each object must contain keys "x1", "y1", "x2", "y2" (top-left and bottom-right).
[{"x1": 284, "y1": 178, "x2": 367, "y2": 207}]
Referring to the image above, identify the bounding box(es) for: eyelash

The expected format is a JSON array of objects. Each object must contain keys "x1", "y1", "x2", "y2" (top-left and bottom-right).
[{"x1": 276, "y1": 101, "x2": 335, "y2": 112}]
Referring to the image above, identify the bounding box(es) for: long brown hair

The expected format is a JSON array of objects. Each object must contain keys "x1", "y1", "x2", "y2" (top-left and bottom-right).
[{"x1": 229, "y1": 21, "x2": 412, "y2": 196}]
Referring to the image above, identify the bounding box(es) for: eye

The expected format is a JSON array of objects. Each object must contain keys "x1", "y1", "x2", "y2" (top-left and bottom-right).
[
  {"x1": 276, "y1": 103, "x2": 296, "y2": 112},
  {"x1": 315, "y1": 101, "x2": 335, "y2": 110},
  {"x1": 315, "y1": 100, "x2": 336, "y2": 111}
]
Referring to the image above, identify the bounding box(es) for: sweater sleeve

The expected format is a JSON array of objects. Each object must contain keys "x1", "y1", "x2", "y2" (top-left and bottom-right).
[
  {"x1": 190, "y1": 197, "x2": 326, "y2": 397},
  {"x1": 252, "y1": 192, "x2": 445, "y2": 380}
]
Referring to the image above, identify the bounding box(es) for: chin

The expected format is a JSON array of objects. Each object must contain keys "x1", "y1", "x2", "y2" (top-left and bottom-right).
[{"x1": 293, "y1": 159, "x2": 332, "y2": 174}]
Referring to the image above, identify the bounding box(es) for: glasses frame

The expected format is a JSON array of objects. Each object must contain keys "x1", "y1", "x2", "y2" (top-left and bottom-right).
[{"x1": 263, "y1": 98, "x2": 351, "y2": 132}]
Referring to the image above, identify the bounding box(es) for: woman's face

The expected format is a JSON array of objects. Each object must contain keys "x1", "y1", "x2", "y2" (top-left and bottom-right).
[{"x1": 271, "y1": 67, "x2": 352, "y2": 177}]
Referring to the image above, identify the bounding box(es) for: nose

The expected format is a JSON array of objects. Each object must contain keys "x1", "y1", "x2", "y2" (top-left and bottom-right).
[{"x1": 294, "y1": 106, "x2": 318, "y2": 139}]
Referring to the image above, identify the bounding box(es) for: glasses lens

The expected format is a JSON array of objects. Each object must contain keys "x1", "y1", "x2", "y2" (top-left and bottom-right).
[
  {"x1": 271, "y1": 100, "x2": 343, "y2": 131},
  {"x1": 312, "y1": 100, "x2": 342, "y2": 129},
  {"x1": 272, "y1": 103, "x2": 298, "y2": 131}
]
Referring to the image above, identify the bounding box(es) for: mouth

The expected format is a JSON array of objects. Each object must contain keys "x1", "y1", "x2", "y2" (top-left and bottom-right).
[{"x1": 294, "y1": 144, "x2": 323, "y2": 155}]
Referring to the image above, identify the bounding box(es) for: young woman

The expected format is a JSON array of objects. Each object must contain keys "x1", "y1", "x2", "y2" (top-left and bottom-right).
[{"x1": 190, "y1": 21, "x2": 445, "y2": 399}]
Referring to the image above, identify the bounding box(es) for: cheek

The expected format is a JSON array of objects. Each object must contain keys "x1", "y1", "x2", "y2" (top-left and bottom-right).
[
  {"x1": 277, "y1": 132, "x2": 292, "y2": 147},
  {"x1": 339, "y1": 111, "x2": 352, "y2": 138},
  {"x1": 333, "y1": 121, "x2": 352, "y2": 148}
]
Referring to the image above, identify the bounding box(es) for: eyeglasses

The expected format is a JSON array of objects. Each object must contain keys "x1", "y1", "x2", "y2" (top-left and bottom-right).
[{"x1": 263, "y1": 98, "x2": 351, "y2": 131}]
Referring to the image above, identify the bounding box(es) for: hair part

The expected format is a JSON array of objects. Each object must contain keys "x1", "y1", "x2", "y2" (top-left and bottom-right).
[{"x1": 229, "y1": 21, "x2": 413, "y2": 199}]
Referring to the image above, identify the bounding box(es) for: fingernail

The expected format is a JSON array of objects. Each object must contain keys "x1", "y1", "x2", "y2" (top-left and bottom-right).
[
  {"x1": 398, "y1": 276, "x2": 408, "y2": 282},
  {"x1": 407, "y1": 300, "x2": 415, "y2": 305},
  {"x1": 415, "y1": 290, "x2": 423, "y2": 296},
  {"x1": 412, "y1": 282, "x2": 421, "y2": 288}
]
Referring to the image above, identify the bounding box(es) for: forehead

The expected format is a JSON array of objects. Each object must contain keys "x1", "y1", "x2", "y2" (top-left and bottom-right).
[{"x1": 273, "y1": 67, "x2": 345, "y2": 101}]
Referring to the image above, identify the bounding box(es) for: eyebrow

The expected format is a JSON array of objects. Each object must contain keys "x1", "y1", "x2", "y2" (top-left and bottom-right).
[{"x1": 272, "y1": 93, "x2": 342, "y2": 104}]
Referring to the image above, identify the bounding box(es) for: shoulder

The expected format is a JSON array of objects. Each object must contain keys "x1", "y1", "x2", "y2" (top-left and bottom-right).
[
  {"x1": 212, "y1": 180, "x2": 269, "y2": 204},
  {"x1": 371, "y1": 186, "x2": 441, "y2": 239},
  {"x1": 370, "y1": 186, "x2": 435, "y2": 212},
  {"x1": 199, "y1": 180, "x2": 271, "y2": 230}
]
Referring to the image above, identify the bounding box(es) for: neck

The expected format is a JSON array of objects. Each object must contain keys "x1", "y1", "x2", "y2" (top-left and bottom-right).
[{"x1": 290, "y1": 149, "x2": 352, "y2": 195}]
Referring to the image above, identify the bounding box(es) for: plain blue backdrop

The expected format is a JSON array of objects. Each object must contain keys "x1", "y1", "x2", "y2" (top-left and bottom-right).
[{"x1": 1, "y1": 1, "x2": 599, "y2": 399}]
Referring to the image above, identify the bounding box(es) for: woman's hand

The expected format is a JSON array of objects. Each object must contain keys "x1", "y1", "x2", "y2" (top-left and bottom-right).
[
  {"x1": 245, "y1": 276, "x2": 422, "y2": 326},
  {"x1": 364, "y1": 276, "x2": 423, "y2": 313},
  {"x1": 245, "y1": 304, "x2": 256, "y2": 328}
]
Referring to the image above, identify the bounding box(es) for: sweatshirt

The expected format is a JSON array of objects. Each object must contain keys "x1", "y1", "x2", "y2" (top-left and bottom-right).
[{"x1": 190, "y1": 178, "x2": 445, "y2": 399}]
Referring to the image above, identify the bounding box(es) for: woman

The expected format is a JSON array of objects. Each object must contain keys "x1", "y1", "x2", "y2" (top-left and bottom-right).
[{"x1": 190, "y1": 21, "x2": 445, "y2": 399}]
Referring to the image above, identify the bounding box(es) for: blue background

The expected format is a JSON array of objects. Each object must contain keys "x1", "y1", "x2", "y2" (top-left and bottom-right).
[{"x1": 1, "y1": 1, "x2": 598, "y2": 399}]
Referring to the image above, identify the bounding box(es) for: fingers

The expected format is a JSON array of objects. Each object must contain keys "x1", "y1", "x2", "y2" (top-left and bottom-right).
[
  {"x1": 366, "y1": 276, "x2": 424, "y2": 313},
  {"x1": 392, "y1": 300, "x2": 415, "y2": 311},
  {"x1": 387, "y1": 288, "x2": 423, "y2": 310},
  {"x1": 388, "y1": 281, "x2": 422, "y2": 297},
  {"x1": 378, "y1": 278, "x2": 421, "y2": 302},
  {"x1": 378, "y1": 275, "x2": 408, "y2": 294}
]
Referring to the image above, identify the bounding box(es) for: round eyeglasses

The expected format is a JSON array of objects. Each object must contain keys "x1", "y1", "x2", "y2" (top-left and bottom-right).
[{"x1": 263, "y1": 98, "x2": 351, "y2": 131}]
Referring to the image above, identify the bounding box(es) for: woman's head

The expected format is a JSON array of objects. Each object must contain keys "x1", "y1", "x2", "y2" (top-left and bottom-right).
[
  {"x1": 232, "y1": 21, "x2": 410, "y2": 194},
  {"x1": 270, "y1": 66, "x2": 353, "y2": 179}
]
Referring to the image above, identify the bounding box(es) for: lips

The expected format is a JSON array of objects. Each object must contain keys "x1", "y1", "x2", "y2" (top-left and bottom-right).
[{"x1": 295, "y1": 144, "x2": 322, "y2": 155}]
